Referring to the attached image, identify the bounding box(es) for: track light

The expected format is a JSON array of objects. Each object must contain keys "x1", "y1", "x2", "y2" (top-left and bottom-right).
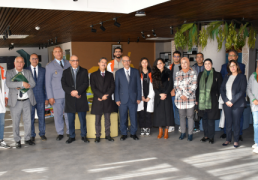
[
  {"x1": 113, "y1": 18, "x2": 121, "y2": 27},
  {"x1": 141, "y1": 31, "x2": 145, "y2": 39},
  {"x1": 137, "y1": 37, "x2": 140, "y2": 42},
  {"x1": 8, "y1": 26, "x2": 12, "y2": 36},
  {"x1": 152, "y1": 29, "x2": 156, "y2": 37},
  {"x1": 39, "y1": 44, "x2": 41, "y2": 50},
  {"x1": 90, "y1": 25, "x2": 97, "y2": 32},
  {"x1": 100, "y1": 22, "x2": 106, "y2": 31},
  {"x1": 8, "y1": 43, "x2": 14, "y2": 50},
  {"x1": 48, "y1": 40, "x2": 50, "y2": 46},
  {"x1": 50, "y1": 39, "x2": 54, "y2": 45},
  {"x1": 3, "y1": 36, "x2": 6, "y2": 40},
  {"x1": 45, "y1": 44, "x2": 48, "y2": 48},
  {"x1": 118, "y1": 39, "x2": 120, "y2": 44},
  {"x1": 170, "y1": 26, "x2": 173, "y2": 35},
  {"x1": 128, "y1": 38, "x2": 130, "y2": 44},
  {"x1": 5, "y1": 30, "x2": 8, "y2": 38}
]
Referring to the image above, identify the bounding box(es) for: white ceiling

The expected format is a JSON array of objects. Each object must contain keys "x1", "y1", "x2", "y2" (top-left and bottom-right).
[{"x1": 0, "y1": 0, "x2": 170, "y2": 14}]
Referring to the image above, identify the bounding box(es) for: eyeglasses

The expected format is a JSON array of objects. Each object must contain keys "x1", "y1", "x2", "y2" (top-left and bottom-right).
[
  {"x1": 31, "y1": 58, "x2": 39, "y2": 60},
  {"x1": 173, "y1": 56, "x2": 180, "y2": 58},
  {"x1": 228, "y1": 55, "x2": 237, "y2": 57},
  {"x1": 122, "y1": 60, "x2": 130, "y2": 63},
  {"x1": 70, "y1": 60, "x2": 79, "y2": 62}
]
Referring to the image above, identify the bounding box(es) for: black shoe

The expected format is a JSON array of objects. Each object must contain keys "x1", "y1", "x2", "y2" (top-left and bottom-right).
[
  {"x1": 120, "y1": 135, "x2": 127, "y2": 141},
  {"x1": 31, "y1": 137, "x2": 35, "y2": 142},
  {"x1": 16, "y1": 141, "x2": 21, "y2": 149},
  {"x1": 222, "y1": 141, "x2": 231, "y2": 146},
  {"x1": 200, "y1": 137, "x2": 209, "y2": 142},
  {"x1": 81, "y1": 136, "x2": 90, "y2": 143},
  {"x1": 66, "y1": 137, "x2": 75, "y2": 144},
  {"x1": 95, "y1": 137, "x2": 100, "y2": 143},
  {"x1": 105, "y1": 136, "x2": 114, "y2": 141},
  {"x1": 56, "y1": 135, "x2": 64, "y2": 141},
  {"x1": 220, "y1": 133, "x2": 226, "y2": 139},
  {"x1": 130, "y1": 134, "x2": 139, "y2": 140},
  {"x1": 239, "y1": 135, "x2": 243, "y2": 141},
  {"x1": 40, "y1": 135, "x2": 47, "y2": 141},
  {"x1": 67, "y1": 134, "x2": 70, "y2": 137},
  {"x1": 25, "y1": 140, "x2": 35, "y2": 145},
  {"x1": 209, "y1": 138, "x2": 214, "y2": 144}
]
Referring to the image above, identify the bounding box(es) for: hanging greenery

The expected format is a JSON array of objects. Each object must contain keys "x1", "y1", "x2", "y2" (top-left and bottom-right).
[
  {"x1": 174, "y1": 28, "x2": 187, "y2": 50},
  {"x1": 207, "y1": 21, "x2": 223, "y2": 40},
  {"x1": 198, "y1": 28, "x2": 208, "y2": 50},
  {"x1": 248, "y1": 25, "x2": 257, "y2": 49}
]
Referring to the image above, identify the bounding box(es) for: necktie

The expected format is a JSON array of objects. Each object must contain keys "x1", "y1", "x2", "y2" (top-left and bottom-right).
[
  {"x1": 18, "y1": 72, "x2": 23, "y2": 97},
  {"x1": 126, "y1": 70, "x2": 130, "y2": 83},
  {"x1": 33, "y1": 68, "x2": 37, "y2": 83},
  {"x1": 73, "y1": 69, "x2": 77, "y2": 88},
  {"x1": 101, "y1": 72, "x2": 105, "y2": 77},
  {"x1": 60, "y1": 61, "x2": 64, "y2": 68}
]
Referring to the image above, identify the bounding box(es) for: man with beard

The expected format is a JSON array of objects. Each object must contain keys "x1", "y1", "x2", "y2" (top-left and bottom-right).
[{"x1": 107, "y1": 47, "x2": 123, "y2": 78}]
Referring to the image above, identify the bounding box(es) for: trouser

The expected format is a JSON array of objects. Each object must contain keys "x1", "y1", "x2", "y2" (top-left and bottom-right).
[
  {"x1": 194, "y1": 121, "x2": 200, "y2": 129},
  {"x1": 67, "y1": 112, "x2": 87, "y2": 138},
  {"x1": 223, "y1": 105, "x2": 244, "y2": 142},
  {"x1": 0, "y1": 113, "x2": 5, "y2": 140},
  {"x1": 95, "y1": 113, "x2": 111, "y2": 137},
  {"x1": 202, "y1": 112, "x2": 215, "y2": 139},
  {"x1": 223, "y1": 112, "x2": 244, "y2": 135},
  {"x1": 172, "y1": 96, "x2": 180, "y2": 125},
  {"x1": 119, "y1": 101, "x2": 138, "y2": 135},
  {"x1": 10, "y1": 100, "x2": 32, "y2": 142},
  {"x1": 252, "y1": 111, "x2": 258, "y2": 144},
  {"x1": 178, "y1": 107, "x2": 195, "y2": 134},
  {"x1": 52, "y1": 98, "x2": 69, "y2": 135},
  {"x1": 31, "y1": 102, "x2": 46, "y2": 137},
  {"x1": 138, "y1": 102, "x2": 152, "y2": 128}
]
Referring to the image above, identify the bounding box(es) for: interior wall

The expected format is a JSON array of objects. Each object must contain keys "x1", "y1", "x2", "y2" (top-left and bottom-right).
[
  {"x1": 0, "y1": 47, "x2": 48, "y2": 67},
  {"x1": 155, "y1": 42, "x2": 171, "y2": 59},
  {"x1": 71, "y1": 42, "x2": 155, "y2": 70}
]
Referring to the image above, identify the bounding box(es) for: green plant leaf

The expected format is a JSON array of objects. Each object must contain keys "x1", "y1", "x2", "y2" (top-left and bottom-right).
[{"x1": 180, "y1": 23, "x2": 194, "y2": 33}]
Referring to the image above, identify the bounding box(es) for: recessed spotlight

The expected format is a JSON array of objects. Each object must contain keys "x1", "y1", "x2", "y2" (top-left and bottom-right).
[
  {"x1": 35, "y1": 26, "x2": 40, "y2": 30},
  {"x1": 135, "y1": 11, "x2": 146, "y2": 17},
  {"x1": 147, "y1": 34, "x2": 150, "y2": 37},
  {"x1": 184, "y1": 20, "x2": 187, "y2": 23}
]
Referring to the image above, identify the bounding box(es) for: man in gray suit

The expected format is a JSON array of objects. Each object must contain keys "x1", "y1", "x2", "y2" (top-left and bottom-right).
[
  {"x1": 6, "y1": 56, "x2": 36, "y2": 149},
  {"x1": 45, "y1": 46, "x2": 71, "y2": 141}
]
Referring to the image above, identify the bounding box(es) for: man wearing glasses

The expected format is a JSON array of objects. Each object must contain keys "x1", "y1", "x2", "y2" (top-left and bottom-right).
[
  {"x1": 220, "y1": 49, "x2": 246, "y2": 141},
  {"x1": 168, "y1": 51, "x2": 182, "y2": 132},
  {"x1": 26, "y1": 53, "x2": 48, "y2": 142}
]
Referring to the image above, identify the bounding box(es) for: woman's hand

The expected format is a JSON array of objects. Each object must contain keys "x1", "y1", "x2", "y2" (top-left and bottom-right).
[
  {"x1": 145, "y1": 97, "x2": 150, "y2": 102},
  {"x1": 226, "y1": 101, "x2": 233, "y2": 107},
  {"x1": 253, "y1": 100, "x2": 258, "y2": 106},
  {"x1": 160, "y1": 93, "x2": 167, "y2": 100},
  {"x1": 142, "y1": 96, "x2": 145, "y2": 102}
]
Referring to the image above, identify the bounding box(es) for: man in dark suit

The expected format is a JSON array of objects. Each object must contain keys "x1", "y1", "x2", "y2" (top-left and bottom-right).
[
  {"x1": 26, "y1": 53, "x2": 48, "y2": 142},
  {"x1": 90, "y1": 57, "x2": 116, "y2": 143},
  {"x1": 61, "y1": 55, "x2": 89, "y2": 144},
  {"x1": 115, "y1": 55, "x2": 141, "y2": 141},
  {"x1": 220, "y1": 49, "x2": 245, "y2": 141}
]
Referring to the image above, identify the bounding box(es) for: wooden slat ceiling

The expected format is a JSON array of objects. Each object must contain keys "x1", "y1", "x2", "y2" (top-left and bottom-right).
[{"x1": 1, "y1": 0, "x2": 258, "y2": 47}]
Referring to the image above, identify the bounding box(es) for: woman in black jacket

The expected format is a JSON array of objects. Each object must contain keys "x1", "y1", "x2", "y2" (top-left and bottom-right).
[
  {"x1": 196, "y1": 58, "x2": 222, "y2": 144},
  {"x1": 152, "y1": 58, "x2": 174, "y2": 139},
  {"x1": 220, "y1": 60, "x2": 247, "y2": 148}
]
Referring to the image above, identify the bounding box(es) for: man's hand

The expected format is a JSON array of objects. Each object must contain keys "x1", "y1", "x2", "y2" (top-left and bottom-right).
[
  {"x1": 180, "y1": 95, "x2": 187, "y2": 101},
  {"x1": 137, "y1": 100, "x2": 141, "y2": 104},
  {"x1": 145, "y1": 97, "x2": 150, "y2": 102},
  {"x1": 116, "y1": 101, "x2": 121, "y2": 106},
  {"x1": 226, "y1": 101, "x2": 233, "y2": 107},
  {"x1": 98, "y1": 98, "x2": 102, "y2": 101},
  {"x1": 23, "y1": 82, "x2": 30, "y2": 89},
  {"x1": 253, "y1": 100, "x2": 258, "y2": 106},
  {"x1": 5, "y1": 99, "x2": 8, "y2": 107},
  {"x1": 45, "y1": 100, "x2": 49, "y2": 105},
  {"x1": 75, "y1": 95, "x2": 81, "y2": 99},
  {"x1": 71, "y1": 90, "x2": 78, "y2": 97},
  {"x1": 160, "y1": 93, "x2": 167, "y2": 100},
  {"x1": 49, "y1": 98, "x2": 55, "y2": 105},
  {"x1": 142, "y1": 96, "x2": 146, "y2": 102},
  {"x1": 195, "y1": 102, "x2": 198, "y2": 105},
  {"x1": 102, "y1": 94, "x2": 109, "y2": 100},
  {"x1": 171, "y1": 89, "x2": 175, "y2": 96}
]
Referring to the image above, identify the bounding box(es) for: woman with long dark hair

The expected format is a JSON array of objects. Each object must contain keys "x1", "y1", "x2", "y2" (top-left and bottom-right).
[
  {"x1": 137, "y1": 57, "x2": 155, "y2": 136},
  {"x1": 152, "y1": 58, "x2": 174, "y2": 139}
]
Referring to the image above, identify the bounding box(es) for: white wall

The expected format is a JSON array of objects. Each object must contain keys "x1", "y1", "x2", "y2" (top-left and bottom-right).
[
  {"x1": 47, "y1": 42, "x2": 72, "y2": 62},
  {"x1": 0, "y1": 47, "x2": 49, "y2": 67}
]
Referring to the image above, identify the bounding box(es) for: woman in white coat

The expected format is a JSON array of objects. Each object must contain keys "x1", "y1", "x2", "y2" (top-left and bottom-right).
[
  {"x1": 137, "y1": 58, "x2": 155, "y2": 135},
  {"x1": 0, "y1": 66, "x2": 10, "y2": 148}
]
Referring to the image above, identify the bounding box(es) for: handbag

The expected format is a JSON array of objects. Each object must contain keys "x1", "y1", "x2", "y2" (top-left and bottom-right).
[{"x1": 193, "y1": 105, "x2": 200, "y2": 122}]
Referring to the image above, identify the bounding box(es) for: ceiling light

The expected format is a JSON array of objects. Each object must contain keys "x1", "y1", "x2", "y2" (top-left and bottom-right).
[
  {"x1": 170, "y1": 26, "x2": 173, "y2": 35},
  {"x1": 8, "y1": 26, "x2": 12, "y2": 36},
  {"x1": 35, "y1": 26, "x2": 40, "y2": 30},
  {"x1": 0, "y1": 35, "x2": 29, "y2": 39},
  {"x1": 3, "y1": 36, "x2": 6, "y2": 40},
  {"x1": 118, "y1": 39, "x2": 120, "y2": 44},
  {"x1": 147, "y1": 34, "x2": 150, "y2": 37},
  {"x1": 100, "y1": 22, "x2": 105, "y2": 31},
  {"x1": 90, "y1": 25, "x2": 97, "y2": 32},
  {"x1": 137, "y1": 37, "x2": 139, "y2": 42},
  {"x1": 39, "y1": 44, "x2": 41, "y2": 50},
  {"x1": 128, "y1": 38, "x2": 130, "y2": 44},
  {"x1": 141, "y1": 31, "x2": 145, "y2": 39},
  {"x1": 184, "y1": 20, "x2": 187, "y2": 23},
  {"x1": 135, "y1": 11, "x2": 146, "y2": 17},
  {"x1": 113, "y1": 18, "x2": 121, "y2": 27},
  {"x1": 152, "y1": 29, "x2": 156, "y2": 37},
  {"x1": 5, "y1": 30, "x2": 8, "y2": 38},
  {"x1": 146, "y1": 37, "x2": 173, "y2": 41}
]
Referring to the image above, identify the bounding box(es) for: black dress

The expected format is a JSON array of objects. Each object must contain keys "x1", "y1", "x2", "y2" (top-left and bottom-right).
[{"x1": 153, "y1": 68, "x2": 175, "y2": 127}]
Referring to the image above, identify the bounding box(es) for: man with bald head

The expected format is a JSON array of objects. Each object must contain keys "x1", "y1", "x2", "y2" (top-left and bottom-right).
[
  {"x1": 25, "y1": 53, "x2": 48, "y2": 142},
  {"x1": 174, "y1": 57, "x2": 197, "y2": 141},
  {"x1": 61, "y1": 55, "x2": 89, "y2": 144},
  {"x1": 6, "y1": 56, "x2": 36, "y2": 148},
  {"x1": 46, "y1": 46, "x2": 71, "y2": 141}
]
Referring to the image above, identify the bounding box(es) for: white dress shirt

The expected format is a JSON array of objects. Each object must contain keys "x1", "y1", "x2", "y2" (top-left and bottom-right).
[
  {"x1": 16, "y1": 69, "x2": 29, "y2": 100},
  {"x1": 30, "y1": 65, "x2": 38, "y2": 77},
  {"x1": 100, "y1": 70, "x2": 105, "y2": 76},
  {"x1": 124, "y1": 67, "x2": 131, "y2": 76}
]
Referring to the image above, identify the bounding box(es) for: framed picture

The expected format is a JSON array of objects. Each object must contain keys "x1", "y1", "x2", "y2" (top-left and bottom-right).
[{"x1": 111, "y1": 45, "x2": 122, "y2": 59}]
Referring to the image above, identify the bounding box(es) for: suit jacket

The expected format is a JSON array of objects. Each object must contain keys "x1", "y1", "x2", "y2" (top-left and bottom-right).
[
  {"x1": 6, "y1": 69, "x2": 36, "y2": 107},
  {"x1": 90, "y1": 70, "x2": 116, "y2": 115},
  {"x1": 61, "y1": 66, "x2": 89, "y2": 113},
  {"x1": 25, "y1": 66, "x2": 47, "y2": 103},
  {"x1": 220, "y1": 73, "x2": 247, "y2": 108},
  {"x1": 220, "y1": 62, "x2": 245, "y2": 79},
  {"x1": 114, "y1": 68, "x2": 141, "y2": 104},
  {"x1": 45, "y1": 59, "x2": 71, "y2": 100}
]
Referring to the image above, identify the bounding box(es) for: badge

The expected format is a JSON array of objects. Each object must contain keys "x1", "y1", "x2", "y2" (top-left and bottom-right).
[{"x1": 55, "y1": 71, "x2": 57, "y2": 74}]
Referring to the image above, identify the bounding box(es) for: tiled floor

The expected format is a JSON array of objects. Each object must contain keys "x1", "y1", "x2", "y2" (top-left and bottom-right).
[{"x1": 0, "y1": 111, "x2": 258, "y2": 180}]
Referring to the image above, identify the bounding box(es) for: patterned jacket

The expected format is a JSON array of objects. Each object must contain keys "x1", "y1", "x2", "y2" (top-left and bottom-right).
[{"x1": 174, "y1": 69, "x2": 197, "y2": 109}]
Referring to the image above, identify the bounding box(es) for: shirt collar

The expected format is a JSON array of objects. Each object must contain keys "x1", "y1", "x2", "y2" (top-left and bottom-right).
[
  {"x1": 30, "y1": 65, "x2": 38, "y2": 69},
  {"x1": 55, "y1": 59, "x2": 64, "y2": 65},
  {"x1": 15, "y1": 69, "x2": 23, "y2": 74},
  {"x1": 124, "y1": 67, "x2": 130, "y2": 72}
]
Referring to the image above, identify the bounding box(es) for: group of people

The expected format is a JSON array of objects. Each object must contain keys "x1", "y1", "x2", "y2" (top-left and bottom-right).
[{"x1": 0, "y1": 46, "x2": 257, "y2": 154}]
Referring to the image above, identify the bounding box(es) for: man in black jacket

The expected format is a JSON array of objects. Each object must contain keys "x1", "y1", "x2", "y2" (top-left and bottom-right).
[
  {"x1": 61, "y1": 55, "x2": 89, "y2": 144},
  {"x1": 90, "y1": 57, "x2": 116, "y2": 143}
]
